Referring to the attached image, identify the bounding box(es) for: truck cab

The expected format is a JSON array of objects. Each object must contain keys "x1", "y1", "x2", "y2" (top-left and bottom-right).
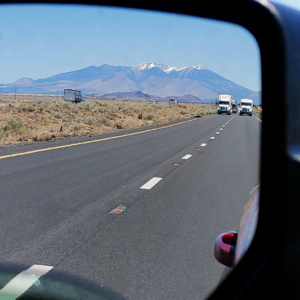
[
  {"x1": 218, "y1": 94, "x2": 232, "y2": 115},
  {"x1": 240, "y1": 99, "x2": 253, "y2": 116},
  {"x1": 232, "y1": 100, "x2": 237, "y2": 113}
]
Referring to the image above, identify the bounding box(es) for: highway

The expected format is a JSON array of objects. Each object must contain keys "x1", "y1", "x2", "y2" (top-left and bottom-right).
[{"x1": 0, "y1": 113, "x2": 261, "y2": 300}]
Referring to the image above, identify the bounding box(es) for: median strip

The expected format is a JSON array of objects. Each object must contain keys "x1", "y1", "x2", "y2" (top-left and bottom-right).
[
  {"x1": 140, "y1": 177, "x2": 163, "y2": 190},
  {"x1": 0, "y1": 264, "x2": 53, "y2": 299}
]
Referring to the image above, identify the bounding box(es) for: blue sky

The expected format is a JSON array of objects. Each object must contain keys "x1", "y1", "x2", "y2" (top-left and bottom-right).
[
  {"x1": 0, "y1": 2, "x2": 295, "y2": 91},
  {"x1": 272, "y1": 0, "x2": 300, "y2": 9}
]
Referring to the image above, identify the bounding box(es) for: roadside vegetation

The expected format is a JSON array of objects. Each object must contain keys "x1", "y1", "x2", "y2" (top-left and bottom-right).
[
  {"x1": 0, "y1": 95, "x2": 217, "y2": 147},
  {"x1": 253, "y1": 105, "x2": 262, "y2": 119}
]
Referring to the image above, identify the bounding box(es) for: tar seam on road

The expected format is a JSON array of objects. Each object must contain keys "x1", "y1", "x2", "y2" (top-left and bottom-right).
[
  {"x1": 0, "y1": 264, "x2": 53, "y2": 299},
  {"x1": 0, "y1": 115, "x2": 216, "y2": 160}
]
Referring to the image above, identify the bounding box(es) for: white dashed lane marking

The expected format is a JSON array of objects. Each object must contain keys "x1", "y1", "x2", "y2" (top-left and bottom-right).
[
  {"x1": 141, "y1": 177, "x2": 163, "y2": 190},
  {"x1": 210, "y1": 137, "x2": 215, "y2": 140},
  {"x1": 0, "y1": 265, "x2": 53, "y2": 299},
  {"x1": 182, "y1": 154, "x2": 192, "y2": 159},
  {"x1": 216, "y1": 132, "x2": 220, "y2": 134},
  {"x1": 200, "y1": 143, "x2": 207, "y2": 147}
]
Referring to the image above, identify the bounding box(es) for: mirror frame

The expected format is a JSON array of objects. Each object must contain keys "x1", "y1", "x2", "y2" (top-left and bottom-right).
[{"x1": 0, "y1": 0, "x2": 297, "y2": 298}]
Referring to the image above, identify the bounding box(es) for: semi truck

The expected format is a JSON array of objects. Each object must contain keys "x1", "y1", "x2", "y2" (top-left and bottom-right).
[
  {"x1": 64, "y1": 89, "x2": 84, "y2": 103},
  {"x1": 169, "y1": 98, "x2": 177, "y2": 105},
  {"x1": 232, "y1": 100, "x2": 237, "y2": 113},
  {"x1": 218, "y1": 94, "x2": 232, "y2": 115},
  {"x1": 239, "y1": 99, "x2": 253, "y2": 116}
]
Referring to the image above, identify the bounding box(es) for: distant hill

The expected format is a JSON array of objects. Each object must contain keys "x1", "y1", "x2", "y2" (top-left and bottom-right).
[
  {"x1": 0, "y1": 62, "x2": 261, "y2": 104},
  {"x1": 89, "y1": 91, "x2": 204, "y2": 103},
  {"x1": 100, "y1": 91, "x2": 146, "y2": 100},
  {"x1": 244, "y1": 91, "x2": 261, "y2": 105},
  {"x1": 161, "y1": 94, "x2": 204, "y2": 103}
]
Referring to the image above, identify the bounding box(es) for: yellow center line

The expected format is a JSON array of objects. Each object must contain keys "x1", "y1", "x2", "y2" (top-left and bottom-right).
[{"x1": 0, "y1": 115, "x2": 213, "y2": 160}]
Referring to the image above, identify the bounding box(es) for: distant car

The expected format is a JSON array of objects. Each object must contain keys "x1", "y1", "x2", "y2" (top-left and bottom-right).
[
  {"x1": 149, "y1": 100, "x2": 156, "y2": 105},
  {"x1": 214, "y1": 183, "x2": 259, "y2": 280},
  {"x1": 232, "y1": 107, "x2": 237, "y2": 113}
]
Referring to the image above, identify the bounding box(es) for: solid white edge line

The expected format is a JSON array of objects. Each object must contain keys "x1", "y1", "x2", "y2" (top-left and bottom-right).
[
  {"x1": 254, "y1": 115, "x2": 262, "y2": 122},
  {"x1": 200, "y1": 143, "x2": 207, "y2": 146},
  {"x1": 182, "y1": 154, "x2": 192, "y2": 159},
  {"x1": 140, "y1": 177, "x2": 163, "y2": 189},
  {"x1": 0, "y1": 265, "x2": 53, "y2": 299}
]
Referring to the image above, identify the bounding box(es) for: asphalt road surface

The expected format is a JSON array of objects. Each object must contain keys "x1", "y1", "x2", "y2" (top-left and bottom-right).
[{"x1": 0, "y1": 113, "x2": 261, "y2": 300}]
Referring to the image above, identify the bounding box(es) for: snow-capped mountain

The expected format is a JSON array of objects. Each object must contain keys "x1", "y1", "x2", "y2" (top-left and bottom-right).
[
  {"x1": 134, "y1": 61, "x2": 206, "y2": 73},
  {"x1": 0, "y1": 62, "x2": 261, "y2": 104}
]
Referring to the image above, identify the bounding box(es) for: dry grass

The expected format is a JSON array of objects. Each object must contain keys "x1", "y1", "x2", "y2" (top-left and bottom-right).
[
  {"x1": 0, "y1": 94, "x2": 217, "y2": 147},
  {"x1": 252, "y1": 106, "x2": 262, "y2": 119}
]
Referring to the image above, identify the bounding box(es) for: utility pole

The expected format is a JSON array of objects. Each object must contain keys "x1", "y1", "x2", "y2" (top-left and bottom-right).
[
  {"x1": 57, "y1": 92, "x2": 58, "y2": 101},
  {"x1": 15, "y1": 88, "x2": 17, "y2": 100}
]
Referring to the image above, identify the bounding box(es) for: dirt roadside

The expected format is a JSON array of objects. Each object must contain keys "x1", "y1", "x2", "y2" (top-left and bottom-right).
[{"x1": 0, "y1": 94, "x2": 217, "y2": 149}]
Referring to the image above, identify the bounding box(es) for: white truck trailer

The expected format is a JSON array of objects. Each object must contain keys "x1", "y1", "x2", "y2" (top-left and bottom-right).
[
  {"x1": 239, "y1": 99, "x2": 253, "y2": 116},
  {"x1": 218, "y1": 94, "x2": 232, "y2": 115},
  {"x1": 64, "y1": 89, "x2": 84, "y2": 103},
  {"x1": 169, "y1": 98, "x2": 177, "y2": 105}
]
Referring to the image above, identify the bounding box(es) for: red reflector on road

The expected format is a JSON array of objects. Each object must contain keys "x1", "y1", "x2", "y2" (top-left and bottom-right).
[{"x1": 109, "y1": 205, "x2": 126, "y2": 214}]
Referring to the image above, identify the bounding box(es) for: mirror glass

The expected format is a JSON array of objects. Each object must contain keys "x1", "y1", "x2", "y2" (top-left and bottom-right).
[{"x1": 0, "y1": 4, "x2": 261, "y2": 299}]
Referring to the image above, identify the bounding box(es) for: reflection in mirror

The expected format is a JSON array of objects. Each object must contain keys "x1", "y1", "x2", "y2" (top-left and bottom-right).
[{"x1": 0, "y1": 4, "x2": 261, "y2": 299}]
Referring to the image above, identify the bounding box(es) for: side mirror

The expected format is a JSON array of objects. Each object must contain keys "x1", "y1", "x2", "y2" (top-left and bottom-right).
[{"x1": 214, "y1": 231, "x2": 238, "y2": 267}]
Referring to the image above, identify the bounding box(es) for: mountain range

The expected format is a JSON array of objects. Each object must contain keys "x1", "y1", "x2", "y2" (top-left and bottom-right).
[{"x1": 0, "y1": 62, "x2": 261, "y2": 104}]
